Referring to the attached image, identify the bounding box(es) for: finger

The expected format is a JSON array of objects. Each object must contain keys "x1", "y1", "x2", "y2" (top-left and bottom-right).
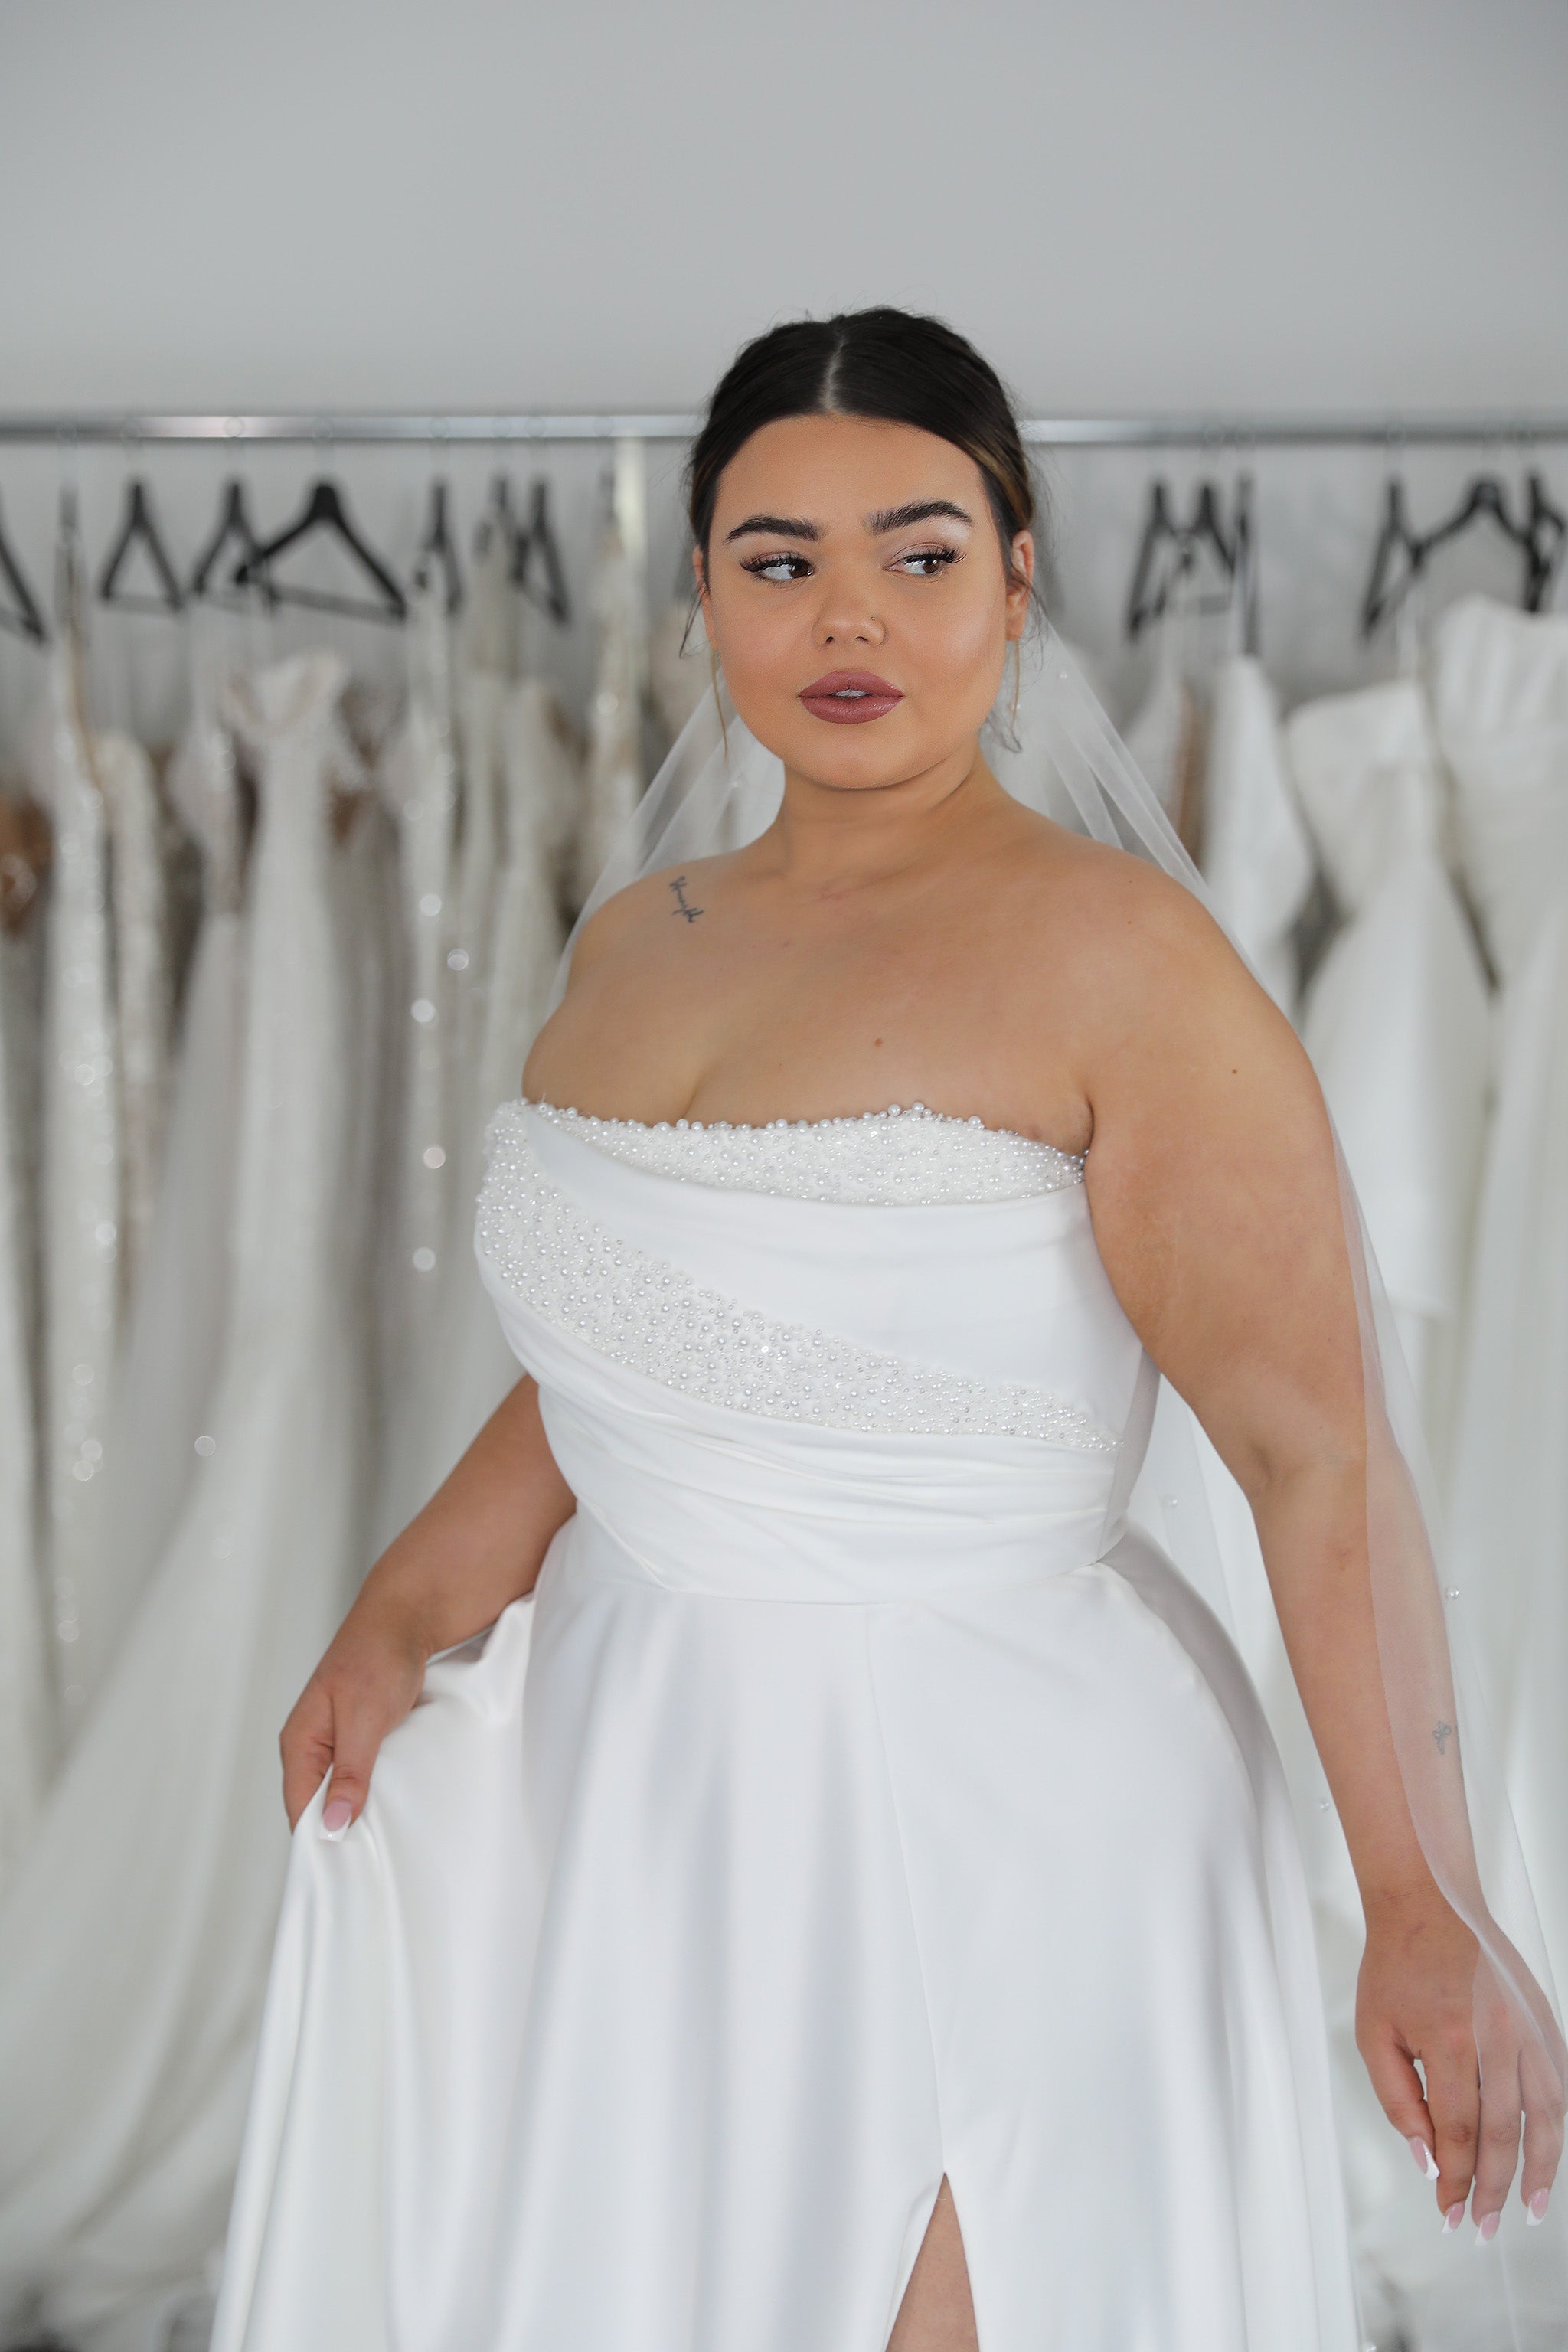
[
  {"x1": 310, "y1": 1684, "x2": 390, "y2": 1840},
  {"x1": 1359, "y1": 2023, "x2": 1439, "y2": 2183},
  {"x1": 1424, "y1": 2034, "x2": 1481, "y2": 2226},
  {"x1": 280, "y1": 1681, "x2": 338, "y2": 1829},
  {"x1": 1471, "y1": 2035, "x2": 1523, "y2": 2236},
  {"x1": 1521, "y1": 2037, "x2": 1566, "y2": 2220}
]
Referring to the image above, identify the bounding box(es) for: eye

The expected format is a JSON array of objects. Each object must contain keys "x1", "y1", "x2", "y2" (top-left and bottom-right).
[
  {"x1": 890, "y1": 544, "x2": 962, "y2": 579},
  {"x1": 740, "y1": 550, "x2": 814, "y2": 583}
]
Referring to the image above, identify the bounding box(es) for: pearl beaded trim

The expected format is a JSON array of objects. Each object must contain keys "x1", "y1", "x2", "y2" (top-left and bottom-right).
[
  {"x1": 477, "y1": 1109, "x2": 1116, "y2": 1452},
  {"x1": 517, "y1": 1096, "x2": 1084, "y2": 1207}
]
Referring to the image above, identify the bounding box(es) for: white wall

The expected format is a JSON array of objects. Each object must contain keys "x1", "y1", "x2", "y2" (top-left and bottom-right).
[{"x1": 4, "y1": 0, "x2": 1567, "y2": 415}]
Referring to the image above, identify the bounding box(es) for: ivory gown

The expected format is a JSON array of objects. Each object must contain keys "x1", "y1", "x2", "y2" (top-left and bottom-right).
[
  {"x1": 1434, "y1": 596, "x2": 1568, "y2": 2006},
  {"x1": 214, "y1": 1098, "x2": 1360, "y2": 2352}
]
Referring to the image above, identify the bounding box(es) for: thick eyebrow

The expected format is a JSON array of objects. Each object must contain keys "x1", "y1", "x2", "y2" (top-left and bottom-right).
[
  {"x1": 724, "y1": 512, "x2": 822, "y2": 544},
  {"x1": 866, "y1": 498, "x2": 975, "y2": 534}
]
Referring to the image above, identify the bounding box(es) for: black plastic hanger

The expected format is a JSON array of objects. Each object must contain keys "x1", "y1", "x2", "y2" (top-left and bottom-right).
[
  {"x1": 0, "y1": 492, "x2": 47, "y2": 645},
  {"x1": 189, "y1": 477, "x2": 269, "y2": 606},
  {"x1": 1362, "y1": 473, "x2": 1543, "y2": 638},
  {"x1": 98, "y1": 477, "x2": 185, "y2": 614},
  {"x1": 412, "y1": 479, "x2": 463, "y2": 616},
  {"x1": 1125, "y1": 479, "x2": 1242, "y2": 640},
  {"x1": 233, "y1": 477, "x2": 407, "y2": 622},
  {"x1": 511, "y1": 478, "x2": 571, "y2": 626},
  {"x1": 1522, "y1": 471, "x2": 1566, "y2": 612}
]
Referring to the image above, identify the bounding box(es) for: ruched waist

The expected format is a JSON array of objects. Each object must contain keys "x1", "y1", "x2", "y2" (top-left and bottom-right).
[{"x1": 538, "y1": 1385, "x2": 1122, "y2": 1603}]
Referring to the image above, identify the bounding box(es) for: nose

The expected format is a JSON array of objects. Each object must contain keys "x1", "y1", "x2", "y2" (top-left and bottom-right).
[{"x1": 810, "y1": 576, "x2": 887, "y2": 651}]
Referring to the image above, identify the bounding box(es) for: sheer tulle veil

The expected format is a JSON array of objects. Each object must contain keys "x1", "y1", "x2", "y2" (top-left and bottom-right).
[{"x1": 547, "y1": 623, "x2": 1567, "y2": 2324}]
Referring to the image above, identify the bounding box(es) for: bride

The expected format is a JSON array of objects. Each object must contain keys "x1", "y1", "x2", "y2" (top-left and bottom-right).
[{"x1": 214, "y1": 311, "x2": 1562, "y2": 2352}]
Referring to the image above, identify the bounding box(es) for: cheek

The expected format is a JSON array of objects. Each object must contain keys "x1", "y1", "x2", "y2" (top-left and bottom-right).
[{"x1": 707, "y1": 592, "x2": 799, "y2": 698}]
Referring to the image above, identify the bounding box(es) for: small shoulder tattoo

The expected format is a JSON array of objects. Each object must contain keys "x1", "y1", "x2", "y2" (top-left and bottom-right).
[{"x1": 668, "y1": 873, "x2": 704, "y2": 924}]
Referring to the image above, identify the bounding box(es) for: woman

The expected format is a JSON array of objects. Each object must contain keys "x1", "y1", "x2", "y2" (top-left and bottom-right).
[{"x1": 214, "y1": 312, "x2": 1561, "y2": 2352}]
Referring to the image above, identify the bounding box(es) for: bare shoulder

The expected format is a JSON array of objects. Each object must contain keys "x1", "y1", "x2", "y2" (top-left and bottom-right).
[
  {"x1": 564, "y1": 852, "x2": 733, "y2": 982},
  {"x1": 997, "y1": 818, "x2": 1246, "y2": 1024}
]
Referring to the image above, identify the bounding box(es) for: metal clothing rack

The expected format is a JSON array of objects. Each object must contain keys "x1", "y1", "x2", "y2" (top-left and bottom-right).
[{"x1": 2, "y1": 410, "x2": 1568, "y2": 449}]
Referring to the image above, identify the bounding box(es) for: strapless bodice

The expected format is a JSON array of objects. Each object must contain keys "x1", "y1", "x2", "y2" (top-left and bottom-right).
[{"x1": 475, "y1": 1100, "x2": 1152, "y2": 1603}]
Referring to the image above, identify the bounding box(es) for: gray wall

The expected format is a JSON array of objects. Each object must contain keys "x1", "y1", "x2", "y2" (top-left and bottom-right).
[
  {"x1": 0, "y1": 0, "x2": 1563, "y2": 746},
  {"x1": 5, "y1": 0, "x2": 1566, "y2": 413}
]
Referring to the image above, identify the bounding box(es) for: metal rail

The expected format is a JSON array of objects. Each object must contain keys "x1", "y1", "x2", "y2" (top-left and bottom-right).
[{"x1": 1, "y1": 410, "x2": 1566, "y2": 449}]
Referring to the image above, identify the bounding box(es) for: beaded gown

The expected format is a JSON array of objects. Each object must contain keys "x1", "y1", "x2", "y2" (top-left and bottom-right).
[{"x1": 214, "y1": 1093, "x2": 1360, "y2": 2351}]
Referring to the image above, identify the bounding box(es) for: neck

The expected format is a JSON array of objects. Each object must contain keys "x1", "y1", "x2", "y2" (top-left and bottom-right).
[{"x1": 760, "y1": 733, "x2": 1005, "y2": 892}]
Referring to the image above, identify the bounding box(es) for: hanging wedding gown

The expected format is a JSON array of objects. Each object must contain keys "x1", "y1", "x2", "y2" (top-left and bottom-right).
[
  {"x1": 66, "y1": 681, "x2": 250, "y2": 1721},
  {"x1": 97, "y1": 729, "x2": 173, "y2": 1305},
  {"x1": 0, "y1": 654, "x2": 378, "y2": 2352},
  {"x1": 1201, "y1": 654, "x2": 1317, "y2": 1018},
  {"x1": 27, "y1": 645, "x2": 122, "y2": 1736},
  {"x1": 1288, "y1": 679, "x2": 1490, "y2": 1451},
  {"x1": 573, "y1": 509, "x2": 644, "y2": 908},
  {"x1": 214, "y1": 1098, "x2": 1359, "y2": 2352},
  {"x1": 383, "y1": 678, "x2": 576, "y2": 1529},
  {"x1": 1433, "y1": 595, "x2": 1568, "y2": 2000},
  {"x1": 0, "y1": 863, "x2": 49, "y2": 1891},
  {"x1": 447, "y1": 518, "x2": 516, "y2": 1128},
  {"x1": 372, "y1": 583, "x2": 459, "y2": 1550}
]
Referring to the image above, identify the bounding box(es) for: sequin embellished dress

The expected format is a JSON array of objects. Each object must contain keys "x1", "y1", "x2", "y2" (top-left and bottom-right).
[{"x1": 213, "y1": 1099, "x2": 1360, "y2": 2352}]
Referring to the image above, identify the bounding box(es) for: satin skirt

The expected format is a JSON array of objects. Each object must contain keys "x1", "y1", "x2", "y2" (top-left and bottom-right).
[{"x1": 212, "y1": 1492, "x2": 1357, "y2": 2352}]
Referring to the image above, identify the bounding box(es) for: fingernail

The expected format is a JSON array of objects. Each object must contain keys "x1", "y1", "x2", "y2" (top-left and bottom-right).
[
  {"x1": 1475, "y1": 2210, "x2": 1500, "y2": 2245},
  {"x1": 1442, "y1": 2202, "x2": 1465, "y2": 2234},
  {"x1": 1408, "y1": 2135, "x2": 1440, "y2": 2180},
  {"x1": 320, "y1": 1798, "x2": 353, "y2": 1841},
  {"x1": 1527, "y1": 2188, "x2": 1550, "y2": 2226}
]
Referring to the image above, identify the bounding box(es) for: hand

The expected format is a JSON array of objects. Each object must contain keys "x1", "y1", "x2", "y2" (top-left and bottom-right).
[
  {"x1": 279, "y1": 1591, "x2": 430, "y2": 1834},
  {"x1": 1357, "y1": 1890, "x2": 1565, "y2": 2236}
]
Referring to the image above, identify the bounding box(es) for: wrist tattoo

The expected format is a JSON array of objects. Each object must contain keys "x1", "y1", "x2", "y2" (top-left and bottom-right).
[{"x1": 1432, "y1": 1720, "x2": 1454, "y2": 1756}]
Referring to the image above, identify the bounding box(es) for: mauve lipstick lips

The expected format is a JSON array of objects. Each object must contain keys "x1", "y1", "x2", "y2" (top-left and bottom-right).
[{"x1": 798, "y1": 669, "x2": 903, "y2": 724}]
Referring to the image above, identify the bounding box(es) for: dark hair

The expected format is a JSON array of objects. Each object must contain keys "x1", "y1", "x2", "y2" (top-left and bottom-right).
[{"x1": 687, "y1": 308, "x2": 1040, "y2": 587}]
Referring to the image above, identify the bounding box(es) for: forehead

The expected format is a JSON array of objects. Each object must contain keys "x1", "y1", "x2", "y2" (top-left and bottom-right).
[{"x1": 710, "y1": 413, "x2": 986, "y2": 528}]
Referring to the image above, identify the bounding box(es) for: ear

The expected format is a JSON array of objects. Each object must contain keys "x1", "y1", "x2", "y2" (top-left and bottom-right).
[
  {"x1": 1004, "y1": 531, "x2": 1036, "y2": 641},
  {"x1": 691, "y1": 544, "x2": 717, "y2": 648}
]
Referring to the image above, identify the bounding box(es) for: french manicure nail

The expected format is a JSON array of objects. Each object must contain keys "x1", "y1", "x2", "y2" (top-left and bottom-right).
[
  {"x1": 1408, "y1": 2136, "x2": 1440, "y2": 2180},
  {"x1": 1527, "y1": 2188, "x2": 1550, "y2": 2226},
  {"x1": 321, "y1": 1798, "x2": 353, "y2": 1841},
  {"x1": 1442, "y1": 2202, "x2": 1465, "y2": 2234},
  {"x1": 1475, "y1": 2210, "x2": 1500, "y2": 2245}
]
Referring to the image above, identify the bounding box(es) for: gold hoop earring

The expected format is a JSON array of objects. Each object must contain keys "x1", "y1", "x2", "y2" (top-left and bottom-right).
[{"x1": 1010, "y1": 639, "x2": 1022, "y2": 728}]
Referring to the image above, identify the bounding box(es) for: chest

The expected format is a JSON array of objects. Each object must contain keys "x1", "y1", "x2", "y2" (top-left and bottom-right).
[{"x1": 533, "y1": 886, "x2": 1089, "y2": 1150}]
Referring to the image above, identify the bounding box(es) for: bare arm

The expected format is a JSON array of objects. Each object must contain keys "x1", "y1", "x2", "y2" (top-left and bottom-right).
[
  {"x1": 1078, "y1": 858, "x2": 1560, "y2": 2231},
  {"x1": 279, "y1": 1375, "x2": 575, "y2": 1833}
]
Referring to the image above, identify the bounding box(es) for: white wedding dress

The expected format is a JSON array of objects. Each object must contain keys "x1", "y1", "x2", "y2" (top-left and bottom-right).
[
  {"x1": 28, "y1": 646, "x2": 123, "y2": 1736},
  {"x1": 0, "y1": 655, "x2": 378, "y2": 2352},
  {"x1": 1289, "y1": 678, "x2": 1490, "y2": 1452},
  {"x1": 373, "y1": 583, "x2": 459, "y2": 1550},
  {"x1": 97, "y1": 728, "x2": 173, "y2": 1305},
  {"x1": 65, "y1": 681, "x2": 251, "y2": 1722},
  {"x1": 214, "y1": 1098, "x2": 1359, "y2": 2352},
  {"x1": 1201, "y1": 655, "x2": 1317, "y2": 1018},
  {"x1": 1434, "y1": 596, "x2": 1568, "y2": 2001},
  {"x1": 0, "y1": 896, "x2": 49, "y2": 1892},
  {"x1": 381, "y1": 678, "x2": 577, "y2": 1530}
]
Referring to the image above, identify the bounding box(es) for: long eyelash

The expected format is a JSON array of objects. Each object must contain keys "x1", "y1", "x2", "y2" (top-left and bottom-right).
[
  {"x1": 897, "y1": 545, "x2": 961, "y2": 570},
  {"x1": 740, "y1": 550, "x2": 812, "y2": 577}
]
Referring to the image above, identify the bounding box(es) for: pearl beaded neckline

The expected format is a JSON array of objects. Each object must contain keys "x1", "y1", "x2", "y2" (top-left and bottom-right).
[
  {"x1": 518, "y1": 1096, "x2": 1084, "y2": 1208},
  {"x1": 476, "y1": 1109, "x2": 1116, "y2": 1450}
]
